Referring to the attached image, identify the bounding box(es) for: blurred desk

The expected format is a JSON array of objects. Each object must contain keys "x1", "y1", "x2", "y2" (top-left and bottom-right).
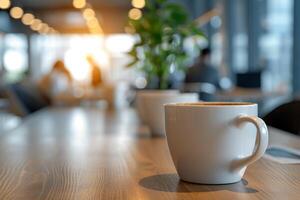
[
  {"x1": 216, "y1": 88, "x2": 290, "y2": 116},
  {"x1": 0, "y1": 107, "x2": 300, "y2": 199},
  {"x1": 53, "y1": 84, "x2": 116, "y2": 108},
  {"x1": 216, "y1": 87, "x2": 289, "y2": 101}
]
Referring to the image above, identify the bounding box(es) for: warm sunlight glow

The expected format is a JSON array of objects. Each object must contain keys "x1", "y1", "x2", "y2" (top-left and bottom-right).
[
  {"x1": 73, "y1": 0, "x2": 86, "y2": 9},
  {"x1": 86, "y1": 17, "x2": 103, "y2": 34},
  {"x1": 128, "y1": 8, "x2": 142, "y2": 20},
  {"x1": 10, "y1": 7, "x2": 23, "y2": 19},
  {"x1": 0, "y1": 0, "x2": 10, "y2": 9},
  {"x1": 83, "y1": 8, "x2": 95, "y2": 20},
  {"x1": 90, "y1": 27, "x2": 102, "y2": 34},
  {"x1": 131, "y1": 0, "x2": 145, "y2": 9},
  {"x1": 65, "y1": 49, "x2": 90, "y2": 82},
  {"x1": 21, "y1": 13, "x2": 35, "y2": 25},
  {"x1": 105, "y1": 34, "x2": 135, "y2": 53},
  {"x1": 64, "y1": 36, "x2": 109, "y2": 82}
]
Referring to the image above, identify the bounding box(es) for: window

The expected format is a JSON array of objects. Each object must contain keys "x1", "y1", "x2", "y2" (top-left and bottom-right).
[
  {"x1": 259, "y1": 0, "x2": 293, "y2": 91},
  {"x1": 3, "y1": 34, "x2": 28, "y2": 81}
]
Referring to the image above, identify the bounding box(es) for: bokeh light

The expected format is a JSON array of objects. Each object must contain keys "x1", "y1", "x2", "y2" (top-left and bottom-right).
[
  {"x1": 4, "y1": 49, "x2": 27, "y2": 73},
  {"x1": 128, "y1": 8, "x2": 142, "y2": 20},
  {"x1": 21, "y1": 13, "x2": 35, "y2": 25},
  {"x1": 73, "y1": 0, "x2": 86, "y2": 9},
  {"x1": 30, "y1": 19, "x2": 42, "y2": 31},
  {"x1": 131, "y1": 0, "x2": 145, "y2": 9},
  {"x1": 10, "y1": 7, "x2": 24, "y2": 19},
  {"x1": 87, "y1": 18, "x2": 98, "y2": 28},
  {"x1": 0, "y1": 0, "x2": 11, "y2": 9},
  {"x1": 39, "y1": 23, "x2": 50, "y2": 33},
  {"x1": 83, "y1": 8, "x2": 95, "y2": 20},
  {"x1": 135, "y1": 77, "x2": 147, "y2": 89}
]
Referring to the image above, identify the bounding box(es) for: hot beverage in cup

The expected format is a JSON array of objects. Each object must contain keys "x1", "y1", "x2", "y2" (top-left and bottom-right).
[{"x1": 164, "y1": 102, "x2": 268, "y2": 184}]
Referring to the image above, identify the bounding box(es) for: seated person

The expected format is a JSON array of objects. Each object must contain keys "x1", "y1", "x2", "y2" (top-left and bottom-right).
[
  {"x1": 86, "y1": 55, "x2": 103, "y2": 88},
  {"x1": 185, "y1": 47, "x2": 220, "y2": 87},
  {"x1": 38, "y1": 60, "x2": 72, "y2": 102}
]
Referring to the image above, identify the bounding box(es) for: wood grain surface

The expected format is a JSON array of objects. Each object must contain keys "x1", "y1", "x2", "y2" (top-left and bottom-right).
[{"x1": 0, "y1": 107, "x2": 300, "y2": 200}]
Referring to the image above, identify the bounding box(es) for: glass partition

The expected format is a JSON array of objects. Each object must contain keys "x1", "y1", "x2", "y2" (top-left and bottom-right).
[
  {"x1": 259, "y1": 0, "x2": 293, "y2": 91},
  {"x1": 2, "y1": 34, "x2": 28, "y2": 82}
]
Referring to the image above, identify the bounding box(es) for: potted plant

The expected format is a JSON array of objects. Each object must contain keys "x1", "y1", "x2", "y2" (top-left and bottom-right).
[
  {"x1": 127, "y1": 0, "x2": 205, "y2": 89},
  {"x1": 127, "y1": 0, "x2": 205, "y2": 135}
]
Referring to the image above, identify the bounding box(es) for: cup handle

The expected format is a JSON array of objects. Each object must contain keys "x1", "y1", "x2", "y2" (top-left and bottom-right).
[{"x1": 233, "y1": 115, "x2": 269, "y2": 170}]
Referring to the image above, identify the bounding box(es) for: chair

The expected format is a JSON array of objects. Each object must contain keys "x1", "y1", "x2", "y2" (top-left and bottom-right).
[
  {"x1": 263, "y1": 100, "x2": 300, "y2": 135},
  {"x1": 236, "y1": 71, "x2": 262, "y2": 88},
  {"x1": 182, "y1": 82, "x2": 216, "y2": 101},
  {"x1": 5, "y1": 82, "x2": 49, "y2": 116}
]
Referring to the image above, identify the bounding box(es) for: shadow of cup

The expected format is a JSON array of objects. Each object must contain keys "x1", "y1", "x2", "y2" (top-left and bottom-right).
[{"x1": 139, "y1": 173, "x2": 258, "y2": 193}]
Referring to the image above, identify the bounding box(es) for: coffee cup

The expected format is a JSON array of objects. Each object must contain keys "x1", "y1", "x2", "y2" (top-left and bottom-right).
[
  {"x1": 143, "y1": 93, "x2": 198, "y2": 136},
  {"x1": 136, "y1": 90, "x2": 179, "y2": 124},
  {"x1": 164, "y1": 102, "x2": 268, "y2": 184}
]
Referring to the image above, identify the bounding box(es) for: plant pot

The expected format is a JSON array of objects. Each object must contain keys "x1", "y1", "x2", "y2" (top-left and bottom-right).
[
  {"x1": 139, "y1": 91, "x2": 198, "y2": 136},
  {"x1": 136, "y1": 90, "x2": 179, "y2": 124}
]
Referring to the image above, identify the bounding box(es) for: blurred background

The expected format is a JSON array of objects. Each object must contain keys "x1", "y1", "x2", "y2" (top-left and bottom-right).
[{"x1": 0, "y1": 0, "x2": 299, "y2": 132}]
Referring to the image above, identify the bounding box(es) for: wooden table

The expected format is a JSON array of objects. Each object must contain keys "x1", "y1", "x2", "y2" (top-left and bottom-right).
[
  {"x1": 216, "y1": 87, "x2": 288, "y2": 101},
  {"x1": 216, "y1": 87, "x2": 291, "y2": 116},
  {"x1": 0, "y1": 107, "x2": 300, "y2": 200}
]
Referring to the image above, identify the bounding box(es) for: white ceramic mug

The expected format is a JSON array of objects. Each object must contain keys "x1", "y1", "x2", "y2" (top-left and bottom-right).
[
  {"x1": 143, "y1": 92, "x2": 198, "y2": 136},
  {"x1": 164, "y1": 102, "x2": 268, "y2": 184},
  {"x1": 136, "y1": 90, "x2": 179, "y2": 124}
]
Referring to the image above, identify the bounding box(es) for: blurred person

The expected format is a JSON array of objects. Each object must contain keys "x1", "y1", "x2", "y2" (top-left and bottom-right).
[
  {"x1": 38, "y1": 60, "x2": 72, "y2": 101},
  {"x1": 185, "y1": 47, "x2": 220, "y2": 87},
  {"x1": 86, "y1": 55, "x2": 103, "y2": 88}
]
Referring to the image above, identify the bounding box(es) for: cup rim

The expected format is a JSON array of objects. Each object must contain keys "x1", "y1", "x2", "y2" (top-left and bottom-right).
[{"x1": 164, "y1": 102, "x2": 257, "y2": 107}]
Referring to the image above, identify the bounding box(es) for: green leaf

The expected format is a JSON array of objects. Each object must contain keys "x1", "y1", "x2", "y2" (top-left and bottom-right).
[
  {"x1": 126, "y1": 59, "x2": 139, "y2": 68},
  {"x1": 126, "y1": 0, "x2": 206, "y2": 89}
]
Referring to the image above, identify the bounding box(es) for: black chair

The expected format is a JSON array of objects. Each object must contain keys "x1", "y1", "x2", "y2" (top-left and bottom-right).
[
  {"x1": 182, "y1": 82, "x2": 216, "y2": 101},
  {"x1": 5, "y1": 82, "x2": 49, "y2": 116},
  {"x1": 263, "y1": 100, "x2": 300, "y2": 135},
  {"x1": 236, "y1": 71, "x2": 262, "y2": 88}
]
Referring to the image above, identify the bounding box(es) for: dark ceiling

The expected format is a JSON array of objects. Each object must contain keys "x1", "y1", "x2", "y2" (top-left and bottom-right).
[
  {"x1": 12, "y1": 0, "x2": 131, "y2": 9},
  {"x1": 9, "y1": 0, "x2": 132, "y2": 34}
]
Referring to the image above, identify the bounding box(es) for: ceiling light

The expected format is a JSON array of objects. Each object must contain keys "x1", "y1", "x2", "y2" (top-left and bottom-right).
[
  {"x1": 83, "y1": 8, "x2": 95, "y2": 20},
  {"x1": 21, "y1": 13, "x2": 35, "y2": 25},
  {"x1": 128, "y1": 8, "x2": 142, "y2": 20},
  {"x1": 73, "y1": 0, "x2": 86, "y2": 9},
  {"x1": 0, "y1": 0, "x2": 10, "y2": 9},
  {"x1": 30, "y1": 19, "x2": 42, "y2": 31},
  {"x1": 10, "y1": 7, "x2": 23, "y2": 19},
  {"x1": 87, "y1": 18, "x2": 98, "y2": 28},
  {"x1": 131, "y1": 0, "x2": 145, "y2": 9},
  {"x1": 89, "y1": 24, "x2": 103, "y2": 34},
  {"x1": 39, "y1": 23, "x2": 50, "y2": 33}
]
